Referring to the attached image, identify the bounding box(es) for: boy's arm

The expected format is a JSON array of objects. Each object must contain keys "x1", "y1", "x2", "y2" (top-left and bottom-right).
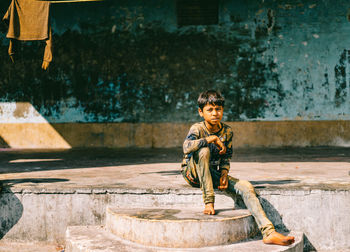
[
  {"x1": 183, "y1": 126, "x2": 207, "y2": 154},
  {"x1": 183, "y1": 125, "x2": 227, "y2": 155},
  {"x1": 219, "y1": 131, "x2": 233, "y2": 172},
  {"x1": 218, "y1": 130, "x2": 233, "y2": 190}
]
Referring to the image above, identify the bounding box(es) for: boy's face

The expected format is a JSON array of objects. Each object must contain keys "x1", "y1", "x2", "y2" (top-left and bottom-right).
[{"x1": 198, "y1": 103, "x2": 223, "y2": 126}]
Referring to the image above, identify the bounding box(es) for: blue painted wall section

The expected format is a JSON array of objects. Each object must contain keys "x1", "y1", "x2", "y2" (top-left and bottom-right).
[{"x1": 0, "y1": 0, "x2": 349, "y2": 122}]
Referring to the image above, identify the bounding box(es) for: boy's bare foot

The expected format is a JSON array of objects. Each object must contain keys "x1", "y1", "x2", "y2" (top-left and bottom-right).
[
  {"x1": 203, "y1": 203, "x2": 215, "y2": 215},
  {"x1": 263, "y1": 231, "x2": 295, "y2": 246}
]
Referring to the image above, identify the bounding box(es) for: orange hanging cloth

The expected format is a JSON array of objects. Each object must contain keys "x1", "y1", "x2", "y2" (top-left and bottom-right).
[{"x1": 3, "y1": 0, "x2": 52, "y2": 70}]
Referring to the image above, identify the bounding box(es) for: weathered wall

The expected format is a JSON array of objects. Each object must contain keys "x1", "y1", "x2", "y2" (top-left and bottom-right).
[
  {"x1": 1, "y1": 0, "x2": 350, "y2": 123},
  {"x1": 1, "y1": 188, "x2": 349, "y2": 250},
  {"x1": 2, "y1": 121, "x2": 350, "y2": 149}
]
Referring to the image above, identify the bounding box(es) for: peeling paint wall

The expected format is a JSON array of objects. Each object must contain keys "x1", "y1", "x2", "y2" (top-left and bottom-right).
[{"x1": 1, "y1": 0, "x2": 350, "y2": 123}]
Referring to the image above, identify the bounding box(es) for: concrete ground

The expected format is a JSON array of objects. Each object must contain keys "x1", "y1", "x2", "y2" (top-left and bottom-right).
[
  {"x1": 0, "y1": 147, "x2": 349, "y2": 192},
  {"x1": 0, "y1": 147, "x2": 350, "y2": 251},
  {"x1": 0, "y1": 241, "x2": 63, "y2": 252}
]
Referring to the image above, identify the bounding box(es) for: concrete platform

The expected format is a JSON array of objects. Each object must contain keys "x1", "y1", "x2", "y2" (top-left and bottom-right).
[
  {"x1": 106, "y1": 207, "x2": 258, "y2": 248},
  {"x1": 0, "y1": 147, "x2": 349, "y2": 191},
  {"x1": 0, "y1": 147, "x2": 349, "y2": 251},
  {"x1": 0, "y1": 241, "x2": 61, "y2": 252},
  {"x1": 66, "y1": 226, "x2": 303, "y2": 252}
]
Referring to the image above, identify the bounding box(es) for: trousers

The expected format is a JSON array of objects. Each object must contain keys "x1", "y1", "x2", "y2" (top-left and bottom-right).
[{"x1": 181, "y1": 147, "x2": 275, "y2": 238}]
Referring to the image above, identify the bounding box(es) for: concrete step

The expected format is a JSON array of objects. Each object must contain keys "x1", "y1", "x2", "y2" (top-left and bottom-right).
[
  {"x1": 105, "y1": 207, "x2": 258, "y2": 248},
  {"x1": 65, "y1": 225, "x2": 304, "y2": 252},
  {"x1": 0, "y1": 241, "x2": 62, "y2": 252}
]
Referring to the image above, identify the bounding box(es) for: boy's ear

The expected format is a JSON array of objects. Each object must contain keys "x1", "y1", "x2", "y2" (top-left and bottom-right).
[{"x1": 198, "y1": 108, "x2": 203, "y2": 117}]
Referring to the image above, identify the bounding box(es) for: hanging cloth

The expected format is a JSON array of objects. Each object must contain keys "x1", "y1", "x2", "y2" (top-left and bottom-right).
[{"x1": 3, "y1": 0, "x2": 52, "y2": 70}]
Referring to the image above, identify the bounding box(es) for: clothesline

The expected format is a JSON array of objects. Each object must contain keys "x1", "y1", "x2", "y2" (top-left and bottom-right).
[{"x1": 35, "y1": 0, "x2": 104, "y2": 3}]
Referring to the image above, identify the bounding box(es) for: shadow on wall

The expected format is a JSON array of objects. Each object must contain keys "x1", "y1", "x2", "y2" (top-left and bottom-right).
[
  {"x1": 259, "y1": 197, "x2": 317, "y2": 252},
  {"x1": 0, "y1": 136, "x2": 9, "y2": 148},
  {"x1": 222, "y1": 179, "x2": 316, "y2": 251},
  {"x1": 0, "y1": 187, "x2": 22, "y2": 239},
  {"x1": 0, "y1": 178, "x2": 69, "y2": 239}
]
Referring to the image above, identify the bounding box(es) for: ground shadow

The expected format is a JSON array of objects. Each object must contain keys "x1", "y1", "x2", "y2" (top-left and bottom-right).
[
  {"x1": 0, "y1": 178, "x2": 69, "y2": 239},
  {"x1": 0, "y1": 148, "x2": 183, "y2": 174},
  {"x1": 234, "y1": 147, "x2": 350, "y2": 162},
  {"x1": 141, "y1": 170, "x2": 181, "y2": 176},
  {"x1": 251, "y1": 180, "x2": 300, "y2": 189},
  {"x1": 1, "y1": 178, "x2": 69, "y2": 186}
]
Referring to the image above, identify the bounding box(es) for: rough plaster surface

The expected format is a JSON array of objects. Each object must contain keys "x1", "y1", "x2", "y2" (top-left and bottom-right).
[
  {"x1": 1, "y1": 1, "x2": 350, "y2": 123},
  {"x1": 2, "y1": 120, "x2": 350, "y2": 148}
]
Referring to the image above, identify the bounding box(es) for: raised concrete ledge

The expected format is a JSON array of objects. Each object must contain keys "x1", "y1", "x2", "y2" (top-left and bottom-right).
[
  {"x1": 1, "y1": 186, "x2": 348, "y2": 251},
  {"x1": 6, "y1": 185, "x2": 350, "y2": 195},
  {"x1": 2, "y1": 120, "x2": 350, "y2": 148}
]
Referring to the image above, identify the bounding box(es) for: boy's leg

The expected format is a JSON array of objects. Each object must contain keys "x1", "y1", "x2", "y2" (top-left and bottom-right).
[
  {"x1": 202, "y1": 168, "x2": 274, "y2": 236},
  {"x1": 222, "y1": 173, "x2": 294, "y2": 245},
  {"x1": 184, "y1": 165, "x2": 295, "y2": 245},
  {"x1": 227, "y1": 177, "x2": 275, "y2": 238},
  {"x1": 192, "y1": 147, "x2": 215, "y2": 206}
]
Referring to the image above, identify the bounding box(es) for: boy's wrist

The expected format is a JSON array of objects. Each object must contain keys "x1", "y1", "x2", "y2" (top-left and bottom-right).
[{"x1": 202, "y1": 138, "x2": 208, "y2": 147}]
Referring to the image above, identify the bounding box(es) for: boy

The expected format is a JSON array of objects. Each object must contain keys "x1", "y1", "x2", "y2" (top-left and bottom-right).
[{"x1": 181, "y1": 90, "x2": 295, "y2": 246}]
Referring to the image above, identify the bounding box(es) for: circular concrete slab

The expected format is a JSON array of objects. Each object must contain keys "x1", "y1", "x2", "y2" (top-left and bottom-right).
[{"x1": 106, "y1": 207, "x2": 259, "y2": 248}]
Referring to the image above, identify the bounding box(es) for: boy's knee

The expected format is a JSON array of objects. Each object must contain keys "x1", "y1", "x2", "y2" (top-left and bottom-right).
[
  {"x1": 237, "y1": 180, "x2": 255, "y2": 194},
  {"x1": 198, "y1": 147, "x2": 210, "y2": 160}
]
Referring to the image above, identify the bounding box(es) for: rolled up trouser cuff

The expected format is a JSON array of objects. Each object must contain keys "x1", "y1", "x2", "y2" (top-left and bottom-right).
[
  {"x1": 204, "y1": 196, "x2": 215, "y2": 204},
  {"x1": 261, "y1": 224, "x2": 275, "y2": 238}
]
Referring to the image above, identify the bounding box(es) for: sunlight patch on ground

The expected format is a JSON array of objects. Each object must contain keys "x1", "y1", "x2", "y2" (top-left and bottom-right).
[{"x1": 9, "y1": 159, "x2": 63, "y2": 163}]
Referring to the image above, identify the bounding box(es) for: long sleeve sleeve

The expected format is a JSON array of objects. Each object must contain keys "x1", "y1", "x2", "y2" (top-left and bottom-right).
[
  {"x1": 183, "y1": 125, "x2": 208, "y2": 155},
  {"x1": 219, "y1": 130, "x2": 233, "y2": 171}
]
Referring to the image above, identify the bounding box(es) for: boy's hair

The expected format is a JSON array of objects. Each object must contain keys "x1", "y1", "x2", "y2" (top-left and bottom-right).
[{"x1": 197, "y1": 90, "x2": 225, "y2": 110}]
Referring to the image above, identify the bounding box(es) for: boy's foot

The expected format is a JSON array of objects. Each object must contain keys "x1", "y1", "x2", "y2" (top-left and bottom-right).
[
  {"x1": 263, "y1": 231, "x2": 295, "y2": 246},
  {"x1": 203, "y1": 203, "x2": 215, "y2": 215}
]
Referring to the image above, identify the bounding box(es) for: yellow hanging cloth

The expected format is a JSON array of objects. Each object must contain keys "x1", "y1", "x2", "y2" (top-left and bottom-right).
[{"x1": 3, "y1": 0, "x2": 52, "y2": 70}]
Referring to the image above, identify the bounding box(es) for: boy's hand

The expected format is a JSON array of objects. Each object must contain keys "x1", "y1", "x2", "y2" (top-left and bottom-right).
[
  {"x1": 218, "y1": 142, "x2": 226, "y2": 155},
  {"x1": 218, "y1": 169, "x2": 228, "y2": 190},
  {"x1": 206, "y1": 136, "x2": 226, "y2": 155}
]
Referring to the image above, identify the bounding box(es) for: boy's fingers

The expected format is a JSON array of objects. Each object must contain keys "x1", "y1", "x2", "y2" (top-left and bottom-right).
[
  {"x1": 218, "y1": 184, "x2": 228, "y2": 190},
  {"x1": 219, "y1": 146, "x2": 226, "y2": 154},
  {"x1": 219, "y1": 176, "x2": 228, "y2": 190}
]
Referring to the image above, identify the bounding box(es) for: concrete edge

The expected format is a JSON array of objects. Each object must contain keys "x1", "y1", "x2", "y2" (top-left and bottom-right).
[
  {"x1": 4, "y1": 186, "x2": 349, "y2": 195},
  {"x1": 106, "y1": 206, "x2": 252, "y2": 223}
]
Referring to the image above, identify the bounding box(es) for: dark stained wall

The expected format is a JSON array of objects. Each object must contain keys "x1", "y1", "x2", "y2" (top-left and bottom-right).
[{"x1": 0, "y1": 0, "x2": 349, "y2": 123}]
